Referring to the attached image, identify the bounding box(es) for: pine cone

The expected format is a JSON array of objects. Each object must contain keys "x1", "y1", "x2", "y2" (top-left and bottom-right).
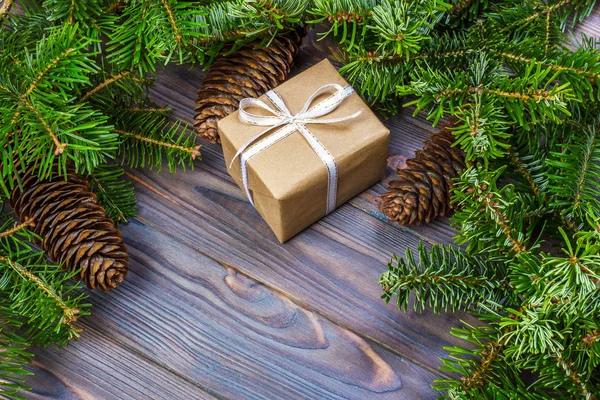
[
  {"x1": 195, "y1": 32, "x2": 302, "y2": 143},
  {"x1": 9, "y1": 165, "x2": 129, "y2": 291},
  {"x1": 381, "y1": 126, "x2": 466, "y2": 225}
]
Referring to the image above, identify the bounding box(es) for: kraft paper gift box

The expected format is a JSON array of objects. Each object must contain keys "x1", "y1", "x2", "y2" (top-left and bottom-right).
[{"x1": 219, "y1": 59, "x2": 390, "y2": 242}]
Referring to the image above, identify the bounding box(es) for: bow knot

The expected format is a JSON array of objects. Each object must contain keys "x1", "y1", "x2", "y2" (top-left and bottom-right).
[
  {"x1": 231, "y1": 83, "x2": 362, "y2": 168},
  {"x1": 232, "y1": 83, "x2": 362, "y2": 215}
]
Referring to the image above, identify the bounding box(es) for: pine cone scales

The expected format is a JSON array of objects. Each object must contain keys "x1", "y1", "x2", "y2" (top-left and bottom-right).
[
  {"x1": 10, "y1": 165, "x2": 129, "y2": 291},
  {"x1": 381, "y1": 126, "x2": 466, "y2": 225},
  {"x1": 195, "y1": 33, "x2": 302, "y2": 143}
]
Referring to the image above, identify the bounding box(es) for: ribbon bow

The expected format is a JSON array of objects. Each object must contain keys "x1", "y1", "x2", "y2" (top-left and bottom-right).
[{"x1": 232, "y1": 83, "x2": 362, "y2": 214}]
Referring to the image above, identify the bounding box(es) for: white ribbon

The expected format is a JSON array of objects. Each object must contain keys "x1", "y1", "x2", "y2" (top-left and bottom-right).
[{"x1": 231, "y1": 83, "x2": 362, "y2": 214}]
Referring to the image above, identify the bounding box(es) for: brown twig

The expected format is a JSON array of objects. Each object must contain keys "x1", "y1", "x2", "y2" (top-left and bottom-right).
[
  {"x1": 0, "y1": 255, "x2": 79, "y2": 325},
  {"x1": 24, "y1": 49, "x2": 75, "y2": 97},
  {"x1": 22, "y1": 100, "x2": 66, "y2": 155},
  {"x1": 114, "y1": 129, "x2": 201, "y2": 160},
  {"x1": 0, "y1": 219, "x2": 34, "y2": 239},
  {"x1": 78, "y1": 71, "x2": 132, "y2": 103},
  {"x1": 0, "y1": 0, "x2": 13, "y2": 19},
  {"x1": 161, "y1": 0, "x2": 182, "y2": 43}
]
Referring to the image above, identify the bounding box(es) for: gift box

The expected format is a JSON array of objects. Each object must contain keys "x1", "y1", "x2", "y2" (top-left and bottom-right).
[{"x1": 219, "y1": 59, "x2": 390, "y2": 242}]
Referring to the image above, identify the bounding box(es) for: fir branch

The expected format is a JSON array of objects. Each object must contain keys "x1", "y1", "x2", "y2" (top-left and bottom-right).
[
  {"x1": 508, "y1": 148, "x2": 543, "y2": 197},
  {"x1": 78, "y1": 70, "x2": 132, "y2": 104},
  {"x1": 435, "y1": 319, "x2": 526, "y2": 398},
  {"x1": 545, "y1": 8, "x2": 552, "y2": 51},
  {"x1": 87, "y1": 165, "x2": 137, "y2": 223},
  {"x1": 0, "y1": 219, "x2": 34, "y2": 240},
  {"x1": 0, "y1": 256, "x2": 80, "y2": 326},
  {"x1": 453, "y1": 167, "x2": 530, "y2": 255},
  {"x1": 542, "y1": 228, "x2": 600, "y2": 307},
  {"x1": 436, "y1": 86, "x2": 557, "y2": 103},
  {"x1": 21, "y1": 99, "x2": 67, "y2": 155},
  {"x1": 112, "y1": 107, "x2": 200, "y2": 172},
  {"x1": 124, "y1": 106, "x2": 170, "y2": 113},
  {"x1": 115, "y1": 129, "x2": 201, "y2": 160},
  {"x1": 0, "y1": 216, "x2": 88, "y2": 345},
  {"x1": 550, "y1": 350, "x2": 597, "y2": 400},
  {"x1": 381, "y1": 244, "x2": 513, "y2": 313},
  {"x1": 161, "y1": 0, "x2": 183, "y2": 43},
  {"x1": 546, "y1": 126, "x2": 600, "y2": 221},
  {"x1": 24, "y1": 48, "x2": 76, "y2": 96},
  {"x1": 506, "y1": 0, "x2": 573, "y2": 29},
  {"x1": 68, "y1": 0, "x2": 75, "y2": 24},
  {"x1": 0, "y1": 326, "x2": 32, "y2": 399},
  {"x1": 460, "y1": 336, "x2": 508, "y2": 391}
]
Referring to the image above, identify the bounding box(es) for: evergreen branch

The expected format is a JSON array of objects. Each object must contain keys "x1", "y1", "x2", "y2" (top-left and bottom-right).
[
  {"x1": 542, "y1": 229, "x2": 600, "y2": 307},
  {"x1": 495, "y1": 48, "x2": 600, "y2": 90},
  {"x1": 550, "y1": 350, "x2": 596, "y2": 400},
  {"x1": 545, "y1": 9, "x2": 552, "y2": 51},
  {"x1": 87, "y1": 164, "x2": 137, "y2": 223},
  {"x1": 546, "y1": 126, "x2": 600, "y2": 221},
  {"x1": 24, "y1": 46, "x2": 75, "y2": 96},
  {"x1": 458, "y1": 172, "x2": 527, "y2": 254},
  {"x1": 507, "y1": 0, "x2": 572, "y2": 29},
  {"x1": 0, "y1": 219, "x2": 34, "y2": 240},
  {"x1": 0, "y1": 325, "x2": 32, "y2": 399},
  {"x1": 452, "y1": 95, "x2": 511, "y2": 161},
  {"x1": 435, "y1": 319, "x2": 527, "y2": 398},
  {"x1": 112, "y1": 106, "x2": 200, "y2": 172},
  {"x1": 124, "y1": 106, "x2": 170, "y2": 113},
  {"x1": 460, "y1": 336, "x2": 508, "y2": 391},
  {"x1": 437, "y1": 86, "x2": 556, "y2": 103},
  {"x1": 508, "y1": 148, "x2": 543, "y2": 197},
  {"x1": 381, "y1": 243, "x2": 513, "y2": 313},
  {"x1": 160, "y1": 0, "x2": 183, "y2": 43},
  {"x1": 0, "y1": 214, "x2": 89, "y2": 345},
  {"x1": 477, "y1": 192, "x2": 525, "y2": 254},
  {"x1": 115, "y1": 129, "x2": 201, "y2": 160},
  {"x1": 78, "y1": 70, "x2": 132, "y2": 104},
  {"x1": 21, "y1": 99, "x2": 67, "y2": 155},
  {"x1": 68, "y1": 0, "x2": 75, "y2": 24},
  {"x1": 0, "y1": 256, "x2": 80, "y2": 326},
  {"x1": 572, "y1": 138, "x2": 596, "y2": 214},
  {"x1": 452, "y1": 166, "x2": 537, "y2": 256}
]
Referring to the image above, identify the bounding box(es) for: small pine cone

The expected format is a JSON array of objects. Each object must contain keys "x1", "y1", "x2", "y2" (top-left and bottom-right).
[
  {"x1": 9, "y1": 165, "x2": 129, "y2": 291},
  {"x1": 195, "y1": 32, "x2": 302, "y2": 143},
  {"x1": 381, "y1": 126, "x2": 466, "y2": 225}
]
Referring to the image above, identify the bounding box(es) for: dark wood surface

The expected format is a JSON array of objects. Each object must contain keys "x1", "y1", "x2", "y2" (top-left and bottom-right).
[{"x1": 22, "y1": 10, "x2": 600, "y2": 400}]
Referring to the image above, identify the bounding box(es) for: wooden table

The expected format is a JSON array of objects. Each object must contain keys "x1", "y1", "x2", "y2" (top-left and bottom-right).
[{"x1": 22, "y1": 12, "x2": 600, "y2": 400}]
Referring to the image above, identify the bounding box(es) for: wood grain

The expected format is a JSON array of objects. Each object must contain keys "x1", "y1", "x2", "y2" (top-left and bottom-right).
[
  {"x1": 27, "y1": 219, "x2": 439, "y2": 400},
  {"x1": 21, "y1": 328, "x2": 216, "y2": 400},
  {"x1": 128, "y1": 164, "x2": 472, "y2": 372}
]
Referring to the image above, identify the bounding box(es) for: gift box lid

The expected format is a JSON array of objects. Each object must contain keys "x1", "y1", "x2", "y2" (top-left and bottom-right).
[{"x1": 219, "y1": 59, "x2": 389, "y2": 201}]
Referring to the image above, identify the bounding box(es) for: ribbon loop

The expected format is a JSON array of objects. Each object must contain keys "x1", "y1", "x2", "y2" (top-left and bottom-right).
[{"x1": 233, "y1": 83, "x2": 361, "y2": 215}]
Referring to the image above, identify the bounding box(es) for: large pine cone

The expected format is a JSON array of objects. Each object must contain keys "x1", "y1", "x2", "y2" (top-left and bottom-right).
[
  {"x1": 195, "y1": 32, "x2": 302, "y2": 143},
  {"x1": 381, "y1": 126, "x2": 466, "y2": 225},
  {"x1": 10, "y1": 165, "x2": 129, "y2": 291}
]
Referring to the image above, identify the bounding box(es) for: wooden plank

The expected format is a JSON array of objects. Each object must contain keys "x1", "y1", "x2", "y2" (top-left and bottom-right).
[
  {"x1": 125, "y1": 159, "x2": 473, "y2": 374},
  {"x1": 21, "y1": 328, "x2": 215, "y2": 400},
  {"x1": 52, "y1": 219, "x2": 440, "y2": 400}
]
